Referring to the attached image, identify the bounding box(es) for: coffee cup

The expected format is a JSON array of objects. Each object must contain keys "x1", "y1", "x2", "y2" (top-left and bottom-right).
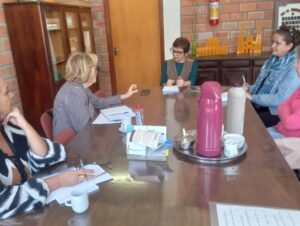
[
  {"x1": 65, "y1": 189, "x2": 89, "y2": 214},
  {"x1": 120, "y1": 117, "x2": 133, "y2": 133},
  {"x1": 224, "y1": 139, "x2": 238, "y2": 157}
]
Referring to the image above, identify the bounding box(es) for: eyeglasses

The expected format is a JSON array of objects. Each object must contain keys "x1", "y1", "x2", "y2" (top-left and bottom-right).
[{"x1": 170, "y1": 47, "x2": 184, "y2": 55}]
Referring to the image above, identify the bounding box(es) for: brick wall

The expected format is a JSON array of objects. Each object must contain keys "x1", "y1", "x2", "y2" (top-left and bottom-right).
[
  {"x1": 181, "y1": 0, "x2": 275, "y2": 53},
  {"x1": 91, "y1": 0, "x2": 112, "y2": 95},
  {"x1": 0, "y1": 0, "x2": 21, "y2": 109},
  {"x1": 0, "y1": 0, "x2": 277, "y2": 110}
]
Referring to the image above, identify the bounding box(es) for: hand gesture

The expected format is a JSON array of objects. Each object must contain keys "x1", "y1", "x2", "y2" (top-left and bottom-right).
[
  {"x1": 121, "y1": 84, "x2": 138, "y2": 100},
  {"x1": 2, "y1": 107, "x2": 28, "y2": 129}
]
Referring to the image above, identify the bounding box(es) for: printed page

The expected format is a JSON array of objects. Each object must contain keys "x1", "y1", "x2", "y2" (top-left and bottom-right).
[
  {"x1": 129, "y1": 130, "x2": 162, "y2": 149},
  {"x1": 210, "y1": 202, "x2": 300, "y2": 226},
  {"x1": 101, "y1": 105, "x2": 135, "y2": 122}
]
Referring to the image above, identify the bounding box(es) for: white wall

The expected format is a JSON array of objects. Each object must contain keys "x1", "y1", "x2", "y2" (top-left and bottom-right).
[{"x1": 163, "y1": 0, "x2": 181, "y2": 60}]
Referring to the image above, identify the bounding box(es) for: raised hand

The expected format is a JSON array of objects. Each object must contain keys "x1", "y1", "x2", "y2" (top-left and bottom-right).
[{"x1": 121, "y1": 84, "x2": 138, "y2": 100}]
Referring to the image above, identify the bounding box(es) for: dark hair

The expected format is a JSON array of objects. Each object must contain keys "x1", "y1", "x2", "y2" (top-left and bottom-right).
[
  {"x1": 275, "y1": 24, "x2": 300, "y2": 50},
  {"x1": 173, "y1": 37, "x2": 190, "y2": 53}
]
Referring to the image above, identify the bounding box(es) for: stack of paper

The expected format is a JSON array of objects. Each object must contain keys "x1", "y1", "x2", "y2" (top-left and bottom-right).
[
  {"x1": 162, "y1": 86, "x2": 179, "y2": 94},
  {"x1": 126, "y1": 126, "x2": 172, "y2": 161},
  {"x1": 43, "y1": 164, "x2": 113, "y2": 204},
  {"x1": 93, "y1": 105, "x2": 135, "y2": 124}
]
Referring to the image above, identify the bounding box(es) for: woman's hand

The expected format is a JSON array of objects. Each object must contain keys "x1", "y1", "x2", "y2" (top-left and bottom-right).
[
  {"x1": 121, "y1": 84, "x2": 138, "y2": 100},
  {"x1": 166, "y1": 79, "x2": 175, "y2": 86},
  {"x1": 243, "y1": 83, "x2": 249, "y2": 92},
  {"x1": 176, "y1": 79, "x2": 184, "y2": 87},
  {"x1": 246, "y1": 92, "x2": 252, "y2": 100},
  {"x1": 2, "y1": 107, "x2": 29, "y2": 130},
  {"x1": 45, "y1": 169, "x2": 95, "y2": 191}
]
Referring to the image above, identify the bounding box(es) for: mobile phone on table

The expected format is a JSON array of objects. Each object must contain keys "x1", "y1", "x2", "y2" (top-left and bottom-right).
[{"x1": 140, "y1": 89, "x2": 151, "y2": 96}]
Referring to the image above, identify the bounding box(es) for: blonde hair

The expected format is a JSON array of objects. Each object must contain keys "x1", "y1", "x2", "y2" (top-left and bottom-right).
[{"x1": 64, "y1": 52, "x2": 98, "y2": 83}]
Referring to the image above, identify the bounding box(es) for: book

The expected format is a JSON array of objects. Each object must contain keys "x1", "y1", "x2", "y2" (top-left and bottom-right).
[{"x1": 126, "y1": 126, "x2": 172, "y2": 161}]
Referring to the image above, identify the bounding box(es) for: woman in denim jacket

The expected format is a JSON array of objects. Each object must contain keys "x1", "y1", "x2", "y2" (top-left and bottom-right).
[{"x1": 244, "y1": 25, "x2": 300, "y2": 127}]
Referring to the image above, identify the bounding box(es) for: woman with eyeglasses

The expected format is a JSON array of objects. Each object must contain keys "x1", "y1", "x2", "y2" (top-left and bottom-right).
[
  {"x1": 243, "y1": 25, "x2": 300, "y2": 127},
  {"x1": 53, "y1": 52, "x2": 138, "y2": 138},
  {"x1": 160, "y1": 37, "x2": 198, "y2": 87}
]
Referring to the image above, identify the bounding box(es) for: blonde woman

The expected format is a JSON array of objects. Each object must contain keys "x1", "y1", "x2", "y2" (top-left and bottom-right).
[{"x1": 53, "y1": 52, "x2": 138, "y2": 137}]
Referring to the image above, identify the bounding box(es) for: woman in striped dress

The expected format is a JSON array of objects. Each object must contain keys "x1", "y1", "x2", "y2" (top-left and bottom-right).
[{"x1": 0, "y1": 77, "x2": 94, "y2": 218}]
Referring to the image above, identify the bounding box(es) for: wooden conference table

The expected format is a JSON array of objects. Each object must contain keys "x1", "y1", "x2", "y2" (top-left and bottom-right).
[{"x1": 6, "y1": 87, "x2": 300, "y2": 226}]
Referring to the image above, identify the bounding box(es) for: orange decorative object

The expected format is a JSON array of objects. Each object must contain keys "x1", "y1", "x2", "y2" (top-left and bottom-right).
[
  {"x1": 236, "y1": 27, "x2": 262, "y2": 55},
  {"x1": 196, "y1": 37, "x2": 228, "y2": 56}
]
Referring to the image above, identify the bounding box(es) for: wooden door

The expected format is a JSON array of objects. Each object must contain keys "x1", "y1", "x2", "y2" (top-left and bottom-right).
[{"x1": 106, "y1": 0, "x2": 163, "y2": 93}]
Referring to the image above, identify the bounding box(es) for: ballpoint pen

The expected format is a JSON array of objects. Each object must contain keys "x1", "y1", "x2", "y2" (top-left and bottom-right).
[
  {"x1": 242, "y1": 75, "x2": 246, "y2": 85},
  {"x1": 78, "y1": 158, "x2": 87, "y2": 182}
]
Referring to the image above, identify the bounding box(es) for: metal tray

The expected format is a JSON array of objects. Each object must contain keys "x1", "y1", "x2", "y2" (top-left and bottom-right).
[{"x1": 173, "y1": 130, "x2": 247, "y2": 164}]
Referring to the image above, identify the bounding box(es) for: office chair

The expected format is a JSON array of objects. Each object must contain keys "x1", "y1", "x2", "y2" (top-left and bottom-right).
[{"x1": 40, "y1": 109, "x2": 76, "y2": 145}]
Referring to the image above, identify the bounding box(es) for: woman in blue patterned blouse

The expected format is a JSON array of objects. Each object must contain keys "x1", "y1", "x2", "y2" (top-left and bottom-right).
[{"x1": 0, "y1": 77, "x2": 94, "y2": 218}]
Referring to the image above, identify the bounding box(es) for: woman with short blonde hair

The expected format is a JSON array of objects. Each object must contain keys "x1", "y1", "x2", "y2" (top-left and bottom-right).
[
  {"x1": 53, "y1": 52, "x2": 138, "y2": 137},
  {"x1": 65, "y1": 52, "x2": 98, "y2": 83}
]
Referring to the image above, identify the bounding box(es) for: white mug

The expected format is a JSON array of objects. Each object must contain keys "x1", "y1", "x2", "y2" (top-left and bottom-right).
[
  {"x1": 120, "y1": 117, "x2": 133, "y2": 133},
  {"x1": 224, "y1": 139, "x2": 238, "y2": 157},
  {"x1": 65, "y1": 189, "x2": 89, "y2": 214}
]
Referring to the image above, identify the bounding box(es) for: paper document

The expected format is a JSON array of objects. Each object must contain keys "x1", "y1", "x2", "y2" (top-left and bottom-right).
[
  {"x1": 126, "y1": 126, "x2": 171, "y2": 161},
  {"x1": 93, "y1": 105, "x2": 135, "y2": 124},
  {"x1": 210, "y1": 202, "x2": 300, "y2": 226},
  {"x1": 101, "y1": 105, "x2": 135, "y2": 122},
  {"x1": 162, "y1": 86, "x2": 179, "y2": 94},
  {"x1": 43, "y1": 164, "x2": 113, "y2": 204},
  {"x1": 92, "y1": 113, "x2": 120, "y2": 124}
]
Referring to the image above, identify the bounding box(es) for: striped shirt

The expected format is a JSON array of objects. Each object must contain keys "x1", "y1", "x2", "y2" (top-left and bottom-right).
[
  {"x1": 53, "y1": 82, "x2": 121, "y2": 137},
  {"x1": 0, "y1": 124, "x2": 66, "y2": 219}
]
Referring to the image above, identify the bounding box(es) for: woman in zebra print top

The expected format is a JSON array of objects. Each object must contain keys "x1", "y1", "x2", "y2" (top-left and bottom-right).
[{"x1": 0, "y1": 78, "x2": 95, "y2": 218}]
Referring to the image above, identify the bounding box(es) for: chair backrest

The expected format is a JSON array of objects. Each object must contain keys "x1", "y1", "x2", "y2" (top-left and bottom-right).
[
  {"x1": 40, "y1": 109, "x2": 53, "y2": 140},
  {"x1": 40, "y1": 109, "x2": 76, "y2": 145}
]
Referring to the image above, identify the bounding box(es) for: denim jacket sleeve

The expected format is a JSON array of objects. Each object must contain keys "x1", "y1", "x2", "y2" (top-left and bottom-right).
[{"x1": 251, "y1": 67, "x2": 300, "y2": 109}]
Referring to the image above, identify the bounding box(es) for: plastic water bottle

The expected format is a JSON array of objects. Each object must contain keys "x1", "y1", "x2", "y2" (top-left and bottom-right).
[
  {"x1": 135, "y1": 103, "x2": 144, "y2": 125},
  {"x1": 196, "y1": 81, "x2": 222, "y2": 157},
  {"x1": 226, "y1": 87, "x2": 246, "y2": 135}
]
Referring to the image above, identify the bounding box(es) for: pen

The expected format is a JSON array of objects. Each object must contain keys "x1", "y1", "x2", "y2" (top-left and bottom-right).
[
  {"x1": 242, "y1": 75, "x2": 246, "y2": 85},
  {"x1": 78, "y1": 159, "x2": 87, "y2": 182}
]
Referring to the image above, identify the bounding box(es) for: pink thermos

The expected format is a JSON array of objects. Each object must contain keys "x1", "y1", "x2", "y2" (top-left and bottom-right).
[{"x1": 196, "y1": 81, "x2": 222, "y2": 157}]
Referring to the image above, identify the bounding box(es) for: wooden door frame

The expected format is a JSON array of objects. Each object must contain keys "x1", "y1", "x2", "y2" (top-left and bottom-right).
[{"x1": 103, "y1": 0, "x2": 165, "y2": 94}]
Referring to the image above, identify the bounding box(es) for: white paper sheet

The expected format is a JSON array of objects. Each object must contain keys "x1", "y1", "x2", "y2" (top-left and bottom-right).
[
  {"x1": 92, "y1": 113, "x2": 121, "y2": 125},
  {"x1": 162, "y1": 86, "x2": 179, "y2": 94},
  {"x1": 43, "y1": 164, "x2": 113, "y2": 204},
  {"x1": 212, "y1": 203, "x2": 300, "y2": 226},
  {"x1": 93, "y1": 105, "x2": 135, "y2": 124}
]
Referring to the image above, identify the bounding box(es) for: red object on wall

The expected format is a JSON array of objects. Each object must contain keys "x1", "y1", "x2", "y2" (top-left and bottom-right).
[{"x1": 209, "y1": 0, "x2": 219, "y2": 25}]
